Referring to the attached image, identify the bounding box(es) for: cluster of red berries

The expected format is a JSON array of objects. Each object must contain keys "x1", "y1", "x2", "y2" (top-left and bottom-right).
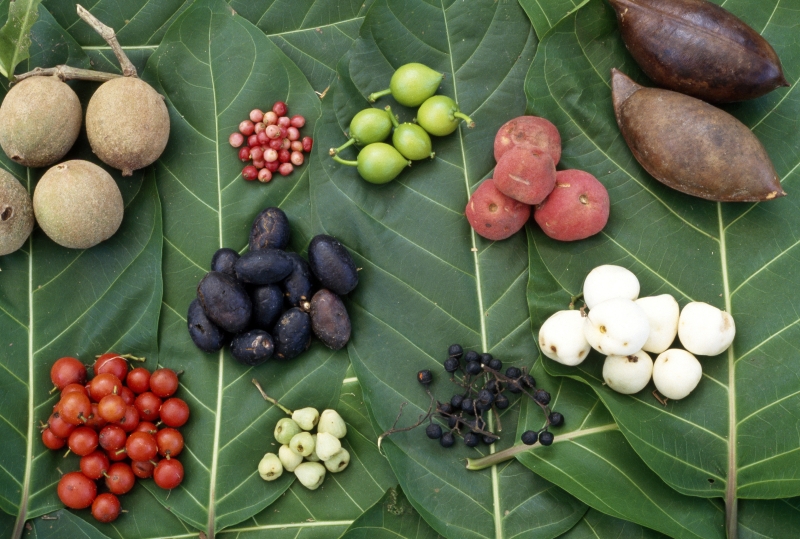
[
  {"x1": 42, "y1": 354, "x2": 189, "y2": 523},
  {"x1": 229, "y1": 101, "x2": 313, "y2": 183}
]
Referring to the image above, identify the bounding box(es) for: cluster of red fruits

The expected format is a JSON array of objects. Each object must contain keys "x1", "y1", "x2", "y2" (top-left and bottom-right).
[
  {"x1": 228, "y1": 101, "x2": 313, "y2": 183},
  {"x1": 42, "y1": 354, "x2": 189, "y2": 523}
]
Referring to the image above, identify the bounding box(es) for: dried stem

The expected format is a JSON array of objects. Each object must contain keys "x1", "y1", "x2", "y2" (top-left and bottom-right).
[
  {"x1": 377, "y1": 391, "x2": 436, "y2": 452},
  {"x1": 13, "y1": 66, "x2": 121, "y2": 84},
  {"x1": 251, "y1": 379, "x2": 293, "y2": 415},
  {"x1": 76, "y1": 4, "x2": 137, "y2": 77}
]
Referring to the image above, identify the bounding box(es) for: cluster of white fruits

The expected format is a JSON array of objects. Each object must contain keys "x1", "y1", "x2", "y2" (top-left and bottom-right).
[
  {"x1": 539, "y1": 265, "x2": 736, "y2": 400},
  {"x1": 258, "y1": 408, "x2": 349, "y2": 490}
]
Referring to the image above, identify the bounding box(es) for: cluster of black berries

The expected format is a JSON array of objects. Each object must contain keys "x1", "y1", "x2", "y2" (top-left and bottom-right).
[
  {"x1": 186, "y1": 207, "x2": 357, "y2": 365},
  {"x1": 416, "y1": 344, "x2": 564, "y2": 449}
]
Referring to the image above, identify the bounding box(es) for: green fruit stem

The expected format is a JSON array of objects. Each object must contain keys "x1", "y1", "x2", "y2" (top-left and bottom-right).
[
  {"x1": 385, "y1": 106, "x2": 400, "y2": 128},
  {"x1": 252, "y1": 378, "x2": 293, "y2": 415},
  {"x1": 368, "y1": 88, "x2": 392, "y2": 102},
  {"x1": 330, "y1": 138, "x2": 356, "y2": 155},
  {"x1": 454, "y1": 111, "x2": 475, "y2": 128},
  {"x1": 332, "y1": 154, "x2": 358, "y2": 167}
]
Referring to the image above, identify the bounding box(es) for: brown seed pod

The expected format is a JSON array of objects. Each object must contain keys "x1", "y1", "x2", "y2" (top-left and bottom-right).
[
  {"x1": 608, "y1": 0, "x2": 788, "y2": 103},
  {"x1": 611, "y1": 69, "x2": 784, "y2": 202},
  {"x1": 310, "y1": 289, "x2": 351, "y2": 351}
]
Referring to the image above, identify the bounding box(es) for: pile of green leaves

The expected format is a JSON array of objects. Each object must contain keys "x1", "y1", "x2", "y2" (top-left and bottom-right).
[{"x1": 0, "y1": 0, "x2": 797, "y2": 538}]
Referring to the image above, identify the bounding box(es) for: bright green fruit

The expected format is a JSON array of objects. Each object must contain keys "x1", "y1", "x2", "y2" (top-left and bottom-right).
[
  {"x1": 416, "y1": 95, "x2": 475, "y2": 136},
  {"x1": 332, "y1": 143, "x2": 410, "y2": 185},
  {"x1": 330, "y1": 108, "x2": 393, "y2": 155},
  {"x1": 274, "y1": 418, "x2": 301, "y2": 445},
  {"x1": 393, "y1": 123, "x2": 434, "y2": 160},
  {"x1": 369, "y1": 63, "x2": 444, "y2": 107}
]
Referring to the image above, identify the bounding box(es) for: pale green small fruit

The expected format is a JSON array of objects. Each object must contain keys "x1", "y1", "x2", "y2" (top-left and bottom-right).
[
  {"x1": 294, "y1": 462, "x2": 326, "y2": 490},
  {"x1": 317, "y1": 409, "x2": 347, "y2": 439},
  {"x1": 291, "y1": 407, "x2": 320, "y2": 431},
  {"x1": 274, "y1": 418, "x2": 302, "y2": 445},
  {"x1": 324, "y1": 449, "x2": 351, "y2": 473},
  {"x1": 289, "y1": 431, "x2": 315, "y2": 457},
  {"x1": 278, "y1": 444, "x2": 303, "y2": 472},
  {"x1": 305, "y1": 435, "x2": 321, "y2": 462},
  {"x1": 315, "y1": 432, "x2": 342, "y2": 461},
  {"x1": 258, "y1": 453, "x2": 283, "y2": 481}
]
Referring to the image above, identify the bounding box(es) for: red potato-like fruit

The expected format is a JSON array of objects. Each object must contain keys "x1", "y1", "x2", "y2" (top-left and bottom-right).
[
  {"x1": 465, "y1": 179, "x2": 531, "y2": 241},
  {"x1": 494, "y1": 116, "x2": 561, "y2": 165},
  {"x1": 534, "y1": 170, "x2": 609, "y2": 241},
  {"x1": 493, "y1": 148, "x2": 556, "y2": 205}
]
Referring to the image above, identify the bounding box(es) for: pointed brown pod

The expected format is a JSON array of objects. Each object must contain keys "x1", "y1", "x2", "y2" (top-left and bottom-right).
[
  {"x1": 611, "y1": 69, "x2": 784, "y2": 202},
  {"x1": 608, "y1": 0, "x2": 788, "y2": 102}
]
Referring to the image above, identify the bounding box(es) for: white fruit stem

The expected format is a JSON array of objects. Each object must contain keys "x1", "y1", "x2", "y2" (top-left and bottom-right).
[{"x1": 76, "y1": 4, "x2": 138, "y2": 78}]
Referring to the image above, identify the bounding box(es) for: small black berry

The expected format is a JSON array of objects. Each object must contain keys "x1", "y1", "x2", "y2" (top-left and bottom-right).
[
  {"x1": 507, "y1": 380, "x2": 522, "y2": 394},
  {"x1": 482, "y1": 435, "x2": 497, "y2": 445},
  {"x1": 464, "y1": 350, "x2": 480, "y2": 363},
  {"x1": 438, "y1": 402, "x2": 453, "y2": 415},
  {"x1": 484, "y1": 379, "x2": 499, "y2": 393},
  {"x1": 440, "y1": 432, "x2": 455, "y2": 448},
  {"x1": 521, "y1": 430, "x2": 538, "y2": 445},
  {"x1": 426, "y1": 423, "x2": 443, "y2": 439},
  {"x1": 448, "y1": 344, "x2": 463, "y2": 360},
  {"x1": 465, "y1": 361, "x2": 482, "y2": 376},
  {"x1": 534, "y1": 389, "x2": 551, "y2": 405},
  {"x1": 461, "y1": 398, "x2": 474, "y2": 414},
  {"x1": 470, "y1": 417, "x2": 487, "y2": 433},
  {"x1": 450, "y1": 394, "x2": 464, "y2": 408},
  {"x1": 539, "y1": 430, "x2": 554, "y2": 446},
  {"x1": 477, "y1": 389, "x2": 494, "y2": 406},
  {"x1": 494, "y1": 394, "x2": 510, "y2": 409},
  {"x1": 522, "y1": 374, "x2": 536, "y2": 388},
  {"x1": 464, "y1": 432, "x2": 479, "y2": 447},
  {"x1": 417, "y1": 369, "x2": 433, "y2": 385},
  {"x1": 447, "y1": 415, "x2": 458, "y2": 429},
  {"x1": 488, "y1": 358, "x2": 503, "y2": 371},
  {"x1": 505, "y1": 366, "x2": 522, "y2": 379},
  {"x1": 444, "y1": 357, "x2": 460, "y2": 373},
  {"x1": 549, "y1": 412, "x2": 564, "y2": 427},
  {"x1": 480, "y1": 353, "x2": 493, "y2": 366}
]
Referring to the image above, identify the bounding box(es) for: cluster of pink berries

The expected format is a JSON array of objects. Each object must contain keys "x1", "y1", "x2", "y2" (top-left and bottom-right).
[{"x1": 228, "y1": 101, "x2": 313, "y2": 183}]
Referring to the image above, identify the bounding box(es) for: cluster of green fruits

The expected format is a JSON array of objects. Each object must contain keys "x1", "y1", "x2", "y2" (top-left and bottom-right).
[
  {"x1": 330, "y1": 63, "x2": 474, "y2": 184},
  {"x1": 258, "y1": 407, "x2": 349, "y2": 490}
]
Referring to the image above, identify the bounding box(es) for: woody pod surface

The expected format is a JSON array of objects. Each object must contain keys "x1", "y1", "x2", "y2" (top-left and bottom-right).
[{"x1": 611, "y1": 69, "x2": 784, "y2": 202}]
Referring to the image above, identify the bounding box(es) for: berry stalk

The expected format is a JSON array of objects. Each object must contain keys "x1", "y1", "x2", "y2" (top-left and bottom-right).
[{"x1": 367, "y1": 89, "x2": 392, "y2": 102}]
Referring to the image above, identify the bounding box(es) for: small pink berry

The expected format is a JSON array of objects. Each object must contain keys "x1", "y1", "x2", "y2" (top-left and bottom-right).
[
  {"x1": 269, "y1": 139, "x2": 282, "y2": 150},
  {"x1": 290, "y1": 151, "x2": 304, "y2": 166},
  {"x1": 238, "y1": 147, "x2": 251, "y2": 162},
  {"x1": 252, "y1": 159, "x2": 266, "y2": 169},
  {"x1": 287, "y1": 127, "x2": 300, "y2": 141},
  {"x1": 278, "y1": 149, "x2": 291, "y2": 163},
  {"x1": 265, "y1": 125, "x2": 282, "y2": 140},
  {"x1": 254, "y1": 122, "x2": 266, "y2": 134},
  {"x1": 291, "y1": 141, "x2": 304, "y2": 152},
  {"x1": 250, "y1": 147, "x2": 264, "y2": 161},
  {"x1": 280, "y1": 138, "x2": 291, "y2": 150},
  {"x1": 302, "y1": 136, "x2": 313, "y2": 152},
  {"x1": 290, "y1": 115, "x2": 305, "y2": 128},
  {"x1": 239, "y1": 120, "x2": 255, "y2": 136},
  {"x1": 242, "y1": 165, "x2": 258, "y2": 181},
  {"x1": 264, "y1": 149, "x2": 278, "y2": 162},
  {"x1": 279, "y1": 126, "x2": 288, "y2": 139},
  {"x1": 247, "y1": 134, "x2": 259, "y2": 147},
  {"x1": 229, "y1": 132, "x2": 245, "y2": 148},
  {"x1": 250, "y1": 109, "x2": 264, "y2": 123},
  {"x1": 277, "y1": 116, "x2": 291, "y2": 128},
  {"x1": 264, "y1": 111, "x2": 278, "y2": 125},
  {"x1": 265, "y1": 161, "x2": 279, "y2": 172},
  {"x1": 272, "y1": 101, "x2": 288, "y2": 116},
  {"x1": 257, "y1": 131, "x2": 270, "y2": 145},
  {"x1": 258, "y1": 168, "x2": 272, "y2": 183},
  {"x1": 278, "y1": 162, "x2": 293, "y2": 176}
]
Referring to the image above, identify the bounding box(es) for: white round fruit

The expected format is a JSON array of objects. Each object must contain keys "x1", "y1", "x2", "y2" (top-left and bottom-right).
[
  {"x1": 602, "y1": 350, "x2": 653, "y2": 394},
  {"x1": 583, "y1": 265, "x2": 640, "y2": 308},
  {"x1": 653, "y1": 349, "x2": 702, "y2": 400},
  {"x1": 635, "y1": 294, "x2": 679, "y2": 354},
  {"x1": 257, "y1": 453, "x2": 283, "y2": 481},
  {"x1": 538, "y1": 310, "x2": 591, "y2": 366},
  {"x1": 278, "y1": 444, "x2": 303, "y2": 472},
  {"x1": 583, "y1": 298, "x2": 650, "y2": 356},
  {"x1": 294, "y1": 462, "x2": 326, "y2": 490},
  {"x1": 678, "y1": 302, "x2": 735, "y2": 356},
  {"x1": 315, "y1": 432, "x2": 342, "y2": 461}
]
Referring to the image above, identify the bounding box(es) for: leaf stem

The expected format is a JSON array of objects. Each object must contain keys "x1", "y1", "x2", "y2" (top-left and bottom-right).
[
  {"x1": 251, "y1": 379, "x2": 293, "y2": 415},
  {"x1": 467, "y1": 443, "x2": 531, "y2": 470},
  {"x1": 76, "y1": 4, "x2": 137, "y2": 77}
]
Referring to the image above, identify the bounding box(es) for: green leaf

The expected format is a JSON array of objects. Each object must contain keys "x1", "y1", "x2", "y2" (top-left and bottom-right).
[
  {"x1": 218, "y1": 378, "x2": 398, "y2": 538},
  {"x1": 309, "y1": 1, "x2": 589, "y2": 537},
  {"x1": 340, "y1": 486, "x2": 444, "y2": 539},
  {"x1": 516, "y1": 0, "x2": 589, "y2": 39},
  {"x1": 524, "y1": 0, "x2": 800, "y2": 533},
  {"x1": 556, "y1": 509, "x2": 668, "y2": 539},
  {"x1": 0, "y1": 0, "x2": 40, "y2": 78},
  {"x1": 142, "y1": 0, "x2": 358, "y2": 535},
  {"x1": 230, "y1": 0, "x2": 375, "y2": 91}
]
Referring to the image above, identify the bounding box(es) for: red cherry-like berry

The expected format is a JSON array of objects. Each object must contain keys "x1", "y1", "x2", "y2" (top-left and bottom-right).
[
  {"x1": 99, "y1": 424, "x2": 127, "y2": 452},
  {"x1": 153, "y1": 458, "x2": 184, "y2": 490},
  {"x1": 156, "y1": 428, "x2": 184, "y2": 458},
  {"x1": 68, "y1": 426, "x2": 99, "y2": 456},
  {"x1": 126, "y1": 367, "x2": 151, "y2": 394},
  {"x1": 58, "y1": 472, "x2": 97, "y2": 509},
  {"x1": 105, "y1": 462, "x2": 136, "y2": 495},
  {"x1": 160, "y1": 398, "x2": 190, "y2": 428},
  {"x1": 239, "y1": 120, "x2": 255, "y2": 136},
  {"x1": 131, "y1": 459, "x2": 155, "y2": 479},
  {"x1": 242, "y1": 165, "x2": 258, "y2": 181},
  {"x1": 80, "y1": 450, "x2": 110, "y2": 480},
  {"x1": 98, "y1": 394, "x2": 127, "y2": 423},
  {"x1": 57, "y1": 392, "x2": 92, "y2": 425},
  {"x1": 126, "y1": 432, "x2": 158, "y2": 462},
  {"x1": 118, "y1": 405, "x2": 141, "y2": 433},
  {"x1": 290, "y1": 115, "x2": 305, "y2": 128},
  {"x1": 88, "y1": 373, "x2": 122, "y2": 402},
  {"x1": 42, "y1": 428, "x2": 66, "y2": 450},
  {"x1": 51, "y1": 357, "x2": 87, "y2": 390},
  {"x1": 134, "y1": 392, "x2": 162, "y2": 422},
  {"x1": 272, "y1": 101, "x2": 288, "y2": 116},
  {"x1": 229, "y1": 132, "x2": 244, "y2": 148},
  {"x1": 302, "y1": 136, "x2": 313, "y2": 153},
  {"x1": 94, "y1": 352, "x2": 128, "y2": 381},
  {"x1": 92, "y1": 493, "x2": 121, "y2": 523},
  {"x1": 278, "y1": 163, "x2": 294, "y2": 177}
]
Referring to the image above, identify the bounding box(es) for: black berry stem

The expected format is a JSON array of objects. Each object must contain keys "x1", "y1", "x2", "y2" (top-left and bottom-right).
[{"x1": 377, "y1": 391, "x2": 436, "y2": 452}]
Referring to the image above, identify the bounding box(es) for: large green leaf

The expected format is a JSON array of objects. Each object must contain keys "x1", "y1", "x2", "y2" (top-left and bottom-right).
[
  {"x1": 517, "y1": 0, "x2": 588, "y2": 40},
  {"x1": 0, "y1": 12, "x2": 163, "y2": 538},
  {"x1": 217, "y1": 378, "x2": 397, "y2": 538},
  {"x1": 556, "y1": 509, "x2": 668, "y2": 539},
  {"x1": 524, "y1": 0, "x2": 800, "y2": 534},
  {"x1": 308, "y1": 1, "x2": 591, "y2": 538},
  {"x1": 0, "y1": 0, "x2": 40, "y2": 78},
  {"x1": 340, "y1": 486, "x2": 444, "y2": 539}
]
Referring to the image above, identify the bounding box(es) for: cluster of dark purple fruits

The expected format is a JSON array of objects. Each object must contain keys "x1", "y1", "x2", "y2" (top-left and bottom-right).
[{"x1": 416, "y1": 344, "x2": 564, "y2": 449}]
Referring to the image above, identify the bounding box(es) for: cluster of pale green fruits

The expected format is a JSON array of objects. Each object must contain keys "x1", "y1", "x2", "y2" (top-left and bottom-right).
[
  {"x1": 258, "y1": 407, "x2": 349, "y2": 490},
  {"x1": 330, "y1": 63, "x2": 474, "y2": 184}
]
